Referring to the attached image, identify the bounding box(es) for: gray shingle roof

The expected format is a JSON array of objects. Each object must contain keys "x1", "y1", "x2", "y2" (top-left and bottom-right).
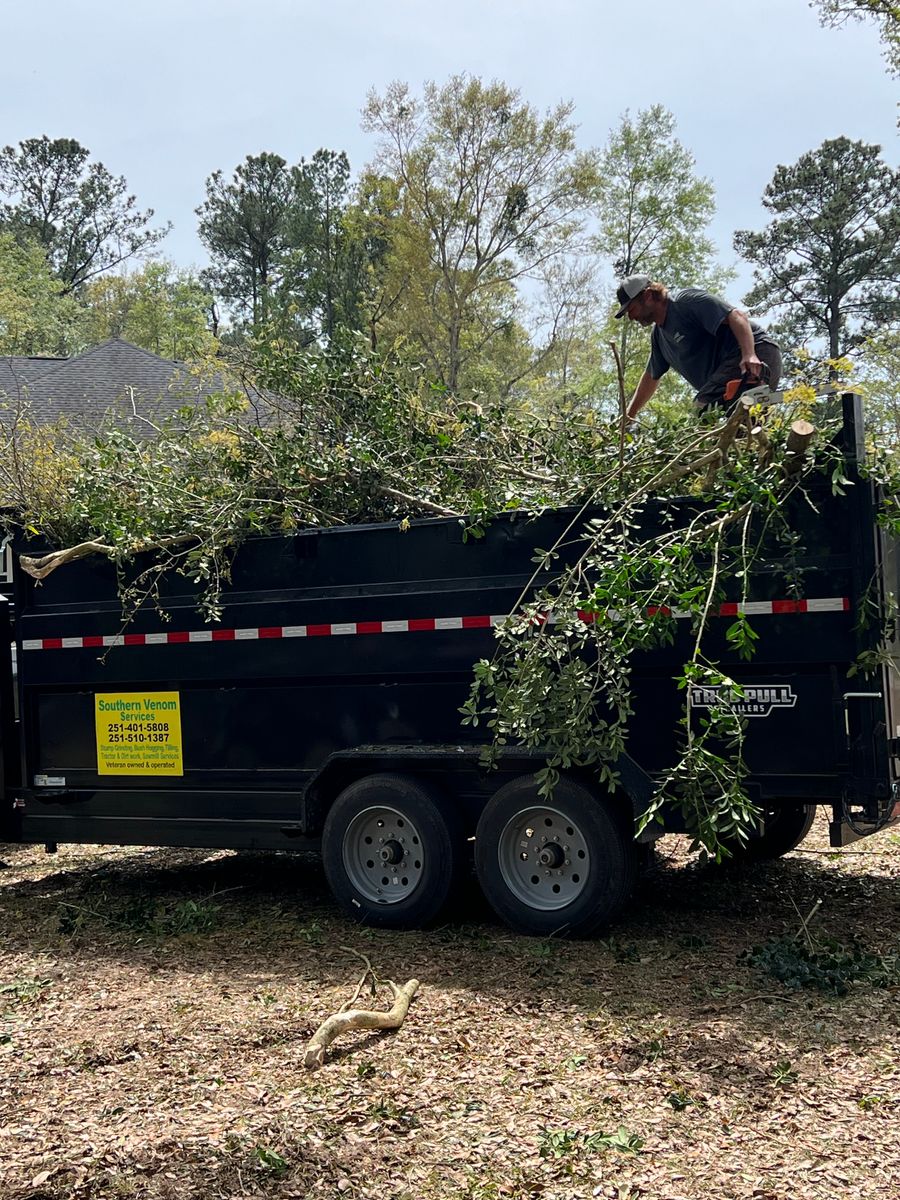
[
  {"x1": 0, "y1": 355, "x2": 67, "y2": 408},
  {"x1": 0, "y1": 339, "x2": 228, "y2": 429}
]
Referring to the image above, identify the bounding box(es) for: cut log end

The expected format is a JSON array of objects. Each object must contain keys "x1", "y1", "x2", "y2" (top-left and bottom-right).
[{"x1": 783, "y1": 420, "x2": 817, "y2": 476}]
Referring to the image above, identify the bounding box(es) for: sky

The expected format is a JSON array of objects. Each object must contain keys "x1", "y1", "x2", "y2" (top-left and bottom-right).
[{"x1": 2, "y1": 0, "x2": 897, "y2": 301}]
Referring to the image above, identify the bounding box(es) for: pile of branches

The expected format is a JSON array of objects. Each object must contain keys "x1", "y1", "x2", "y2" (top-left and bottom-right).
[
  {"x1": 0, "y1": 342, "x2": 886, "y2": 855},
  {"x1": 3, "y1": 345, "x2": 633, "y2": 616}
]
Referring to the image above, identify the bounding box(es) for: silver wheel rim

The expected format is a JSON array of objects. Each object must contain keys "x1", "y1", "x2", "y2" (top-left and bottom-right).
[
  {"x1": 342, "y1": 805, "x2": 425, "y2": 905},
  {"x1": 497, "y1": 805, "x2": 591, "y2": 911}
]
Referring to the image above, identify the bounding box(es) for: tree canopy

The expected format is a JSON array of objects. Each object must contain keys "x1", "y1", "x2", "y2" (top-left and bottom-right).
[
  {"x1": 196, "y1": 152, "x2": 295, "y2": 334},
  {"x1": 0, "y1": 137, "x2": 170, "y2": 294},
  {"x1": 734, "y1": 137, "x2": 900, "y2": 360},
  {"x1": 79, "y1": 262, "x2": 217, "y2": 360},
  {"x1": 361, "y1": 75, "x2": 599, "y2": 398},
  {"x1": 0, "y1": 231, "x2": 82, "y2": 356},
  {"x1": 591, "y1": 106, "x2": 726, "y2": 407},
  {"x1": 812, "y1": 1, "x2": 900, "y2": 76},
  {"x1": 197, "y1": 149, "x2": 369, "y2": 345}
]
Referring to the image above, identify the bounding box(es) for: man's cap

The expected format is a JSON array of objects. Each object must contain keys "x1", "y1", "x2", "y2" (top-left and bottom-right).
[{"x1": 614, "y1": 274, "x2": 651, "y2": 318}]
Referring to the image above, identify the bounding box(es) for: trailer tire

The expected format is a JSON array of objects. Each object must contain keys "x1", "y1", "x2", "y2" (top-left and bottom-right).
[
  {"x1": 322, "y1": 773, "x2": 463, "y2": 929},
  {"x1": 474, "y1": 775, "x2": 636, "y2": 937},
  {"x1": 723, "y1": 802, "x2": 817, "y2": 862}
]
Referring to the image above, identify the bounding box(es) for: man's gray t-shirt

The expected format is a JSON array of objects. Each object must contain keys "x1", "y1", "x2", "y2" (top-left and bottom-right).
[{"x1": 647, "y1": 288, "x2": 769, "y2": 390}]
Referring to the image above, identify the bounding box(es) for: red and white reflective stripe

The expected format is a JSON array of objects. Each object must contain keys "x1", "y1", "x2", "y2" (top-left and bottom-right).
[
  {"x1": 661, "y1": 597, "x2": 852, "y2": 619},
  {"x1": 19, "y1": 597, "x2": 852, "y2": 651},
  {"x1": 20, "y1": 614, "x2": 508, "y2": 651}
]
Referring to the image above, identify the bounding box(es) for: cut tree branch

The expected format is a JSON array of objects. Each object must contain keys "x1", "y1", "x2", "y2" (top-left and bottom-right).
[
  {"x1": 303, "y1": 947, "x2": 420, "y2": 1070},
  {"x1": 19, "y1": 534, "x2": 199, "y2": 581}
]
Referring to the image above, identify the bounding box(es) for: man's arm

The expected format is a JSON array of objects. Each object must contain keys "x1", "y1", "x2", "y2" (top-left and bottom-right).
[
  {"x1": 726, "y1": 309, "x2": 763, "y2": 378},
  {"x1": 626, "y1": 371, "x2": 660, "y2": 421}
]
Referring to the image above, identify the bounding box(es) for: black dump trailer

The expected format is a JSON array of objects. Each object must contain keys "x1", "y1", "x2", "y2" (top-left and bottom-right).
[{"x1": 1, "y1": 394, "x2": 898, "y2": 934}]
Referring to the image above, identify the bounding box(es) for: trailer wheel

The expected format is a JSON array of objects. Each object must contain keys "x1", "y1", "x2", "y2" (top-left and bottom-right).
[
  {"x1": 322, "y1": 774, "x2": 463, "y2": 929},
  {"x1": 724, "y1": 803, "x2": 817, "y2": 862},
  {"x1": 474, "y1": 775, "x2": 636, "y2": 937}
]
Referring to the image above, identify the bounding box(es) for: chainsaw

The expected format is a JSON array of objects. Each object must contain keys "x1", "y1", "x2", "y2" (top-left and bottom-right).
[{"x1": 722, "y1": 366, "x2": 783, "y2": 408}]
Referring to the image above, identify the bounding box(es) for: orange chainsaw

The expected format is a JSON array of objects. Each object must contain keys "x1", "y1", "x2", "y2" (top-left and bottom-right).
[{"x1": 722, "y1": 364, "x2": 781, "y2": 407}]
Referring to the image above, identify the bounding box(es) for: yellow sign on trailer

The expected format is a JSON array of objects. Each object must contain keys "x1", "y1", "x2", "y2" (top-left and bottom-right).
[{"x1": 94, "y1": 692, "x2": 184, "y2": 776}]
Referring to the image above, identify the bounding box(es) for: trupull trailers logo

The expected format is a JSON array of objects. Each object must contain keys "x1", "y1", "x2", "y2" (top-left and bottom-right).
[{"x1": 689, "y1": 683, "x2": 798, "y2": 719}]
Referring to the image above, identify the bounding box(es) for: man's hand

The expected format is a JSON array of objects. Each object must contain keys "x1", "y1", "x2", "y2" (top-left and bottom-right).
[
  {"x1": 609, "y1": 415, "x2": 639, "y2": 435},
  {"x1": 740, "y1": 352, "x2": 764, "y2": 380},
  {"x1": 727, "y1": 310, "x2": 764, "y2": 380}
]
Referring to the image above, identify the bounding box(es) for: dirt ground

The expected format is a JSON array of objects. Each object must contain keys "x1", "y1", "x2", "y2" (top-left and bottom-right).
[{"x1": 1, "y1": 812, "x2": 898, "y2": 1200}]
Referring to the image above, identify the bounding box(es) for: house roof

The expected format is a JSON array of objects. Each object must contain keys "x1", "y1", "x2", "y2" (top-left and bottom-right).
[
  {"x1": 0, "y1": 339, "x2": 230, "y2": 429},
  {"x1": 0, "y1": 355, "x2": 68, "y2": 408}
]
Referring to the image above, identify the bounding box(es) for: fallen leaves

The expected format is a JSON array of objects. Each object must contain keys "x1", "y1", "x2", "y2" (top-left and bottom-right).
[{"x1": 0, "y1": 821, "x2": 898, "y2": 1198}]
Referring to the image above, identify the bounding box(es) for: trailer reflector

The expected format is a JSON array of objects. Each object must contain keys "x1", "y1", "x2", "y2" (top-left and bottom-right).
[{"x1": 18, "y1": 597, "x2": 853, "y2": 651}]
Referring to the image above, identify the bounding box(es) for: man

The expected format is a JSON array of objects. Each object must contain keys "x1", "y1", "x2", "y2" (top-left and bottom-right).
[{"x1": 614, "y1": 275, "x2": 782, "y2": 421}]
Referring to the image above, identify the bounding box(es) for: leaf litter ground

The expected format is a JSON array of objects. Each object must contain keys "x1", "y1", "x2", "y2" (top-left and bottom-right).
[{"x1": 1, "y1": 812, "x2": 898, "y2": 1200}]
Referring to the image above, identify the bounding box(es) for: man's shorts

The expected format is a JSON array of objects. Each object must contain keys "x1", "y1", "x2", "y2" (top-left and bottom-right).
[{"x1": 694, "y1": 340, "x2": 783, "y2": 414}]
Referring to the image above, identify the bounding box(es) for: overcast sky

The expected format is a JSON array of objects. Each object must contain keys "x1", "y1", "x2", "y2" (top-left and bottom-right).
[{"x1": 2, "y1": 0, "x2": 897, "y2": 300}]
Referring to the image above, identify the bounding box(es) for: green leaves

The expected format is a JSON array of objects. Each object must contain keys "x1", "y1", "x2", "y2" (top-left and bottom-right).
[
  {"x1": 0, "y1": 232, "x2": 83, "y2": 355},
  {"x1": 0, "y1": 135, "x2": 170, "y2": 294},
  {"x1": 8, "y1": 331, "x2": 855, "y2": 864},
  {"x1": 746, "y1": 935, "x2": 900, "y2": 996},
  {"x1": 538, "y1": 1125, "x2": 644, "y2": 1159},
  {"x1": 724, "y1": 614, "x2": 759, "y2": 662}
]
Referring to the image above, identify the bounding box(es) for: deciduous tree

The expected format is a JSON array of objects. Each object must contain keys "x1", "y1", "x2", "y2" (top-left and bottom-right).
[
  {"x1": 0, "y1": 231, "x2": 83, "y2": 356},
  {"x1": 855, "y1": 328, "x2": 900, "y2": 443},
  {"x1": 594, "y1": 106, "x2": 719, "y2": 287},
  {"x1": 812, "y1": 1, "x2": 899, "y2": 76},
  {"x1": 592, "y1": 107, "x2": 725, "y2": 404},
  {"x1": 80, "y1": 262, "x2": 217, "y2": 359},
  {"x1": 362, "y1": 75, "x2": 599, "y2": 397}
]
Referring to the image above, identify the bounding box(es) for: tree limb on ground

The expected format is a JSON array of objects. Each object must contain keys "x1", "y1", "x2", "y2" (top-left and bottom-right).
[{"x1": 303, "y1": 948, "x2": 420, "y2": 1070}]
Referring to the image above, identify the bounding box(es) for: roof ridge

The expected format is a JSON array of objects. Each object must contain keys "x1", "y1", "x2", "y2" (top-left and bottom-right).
[
  {"x1": 104, "y1": 337, "x2": 187, "y2": 368},
  {"x1": 18, "y1": 339, "x2": 189, "y2": 386}
]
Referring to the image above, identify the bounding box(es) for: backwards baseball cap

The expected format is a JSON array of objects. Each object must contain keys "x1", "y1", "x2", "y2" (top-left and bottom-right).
[{"x1": 614, "y1": 274, "x2": 651, "y2": 318}]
